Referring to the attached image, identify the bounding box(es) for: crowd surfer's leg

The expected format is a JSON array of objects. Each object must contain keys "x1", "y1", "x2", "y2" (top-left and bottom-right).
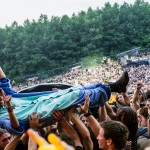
[{"x1": 109, "y1": 71, "x2": 129, "y2": 93}]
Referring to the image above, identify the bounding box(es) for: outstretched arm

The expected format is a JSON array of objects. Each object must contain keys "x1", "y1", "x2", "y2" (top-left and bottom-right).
[
  {"x1": 52, "y1": 110, "x2": 83, "y2": 148},
  {"x1": 4, "y1": 136, "x2": 21, "y2": 150},
  {"x1": 59, "y1": 117, "x2": 83, "y2": 148},
  {"x1": 98, "y1": 105, "x2": 107, "y2": 122},
  {"x1": 1, "y1": 89, "x2": 19, "y2": 128},
  {"x1": 132, "y1": 81, "x2": 142, "y2": 111},
  {"x1": 104, "y1": 102, "x2": 116, "y2": 120},
  {"x1": 69, "y1": 106, "x2": 93, "y2": 150},
  {"x1": 122, "y1": 92, "x2": 130, "y2": 105},
  {"x1": 78, "y1": 93, "x2": 100, "y2": 138}
]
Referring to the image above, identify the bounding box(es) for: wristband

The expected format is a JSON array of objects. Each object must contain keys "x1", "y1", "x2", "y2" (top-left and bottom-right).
[{"x1": 84, "y1": 110, "x2": 92, "y2": 117}]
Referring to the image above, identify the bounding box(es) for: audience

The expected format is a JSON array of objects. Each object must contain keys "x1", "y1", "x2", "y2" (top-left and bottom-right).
[{"x1": 0, "y1": 51, "x2": 150, "y2": 150}]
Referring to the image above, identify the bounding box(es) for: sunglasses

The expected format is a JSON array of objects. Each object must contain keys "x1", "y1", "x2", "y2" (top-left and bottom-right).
[{"x1": 2, "y1": 136, "x2": 11, "y2": 142}]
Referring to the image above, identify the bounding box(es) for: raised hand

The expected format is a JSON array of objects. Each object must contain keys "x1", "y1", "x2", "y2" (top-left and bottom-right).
[
  {"x1": 136, "y1": 81, "x2": 143, "y2": 90},
  {"x1": 0, "y1": 88, "x2": 6, "y2": 97},
  {"x1": 0, "y1": 89, "x2": 12, "y2": 108},
  {"x1": 51, "y1": 110, "x2": 65, "y2": 123},
  {"x1": 78, "y1": 92, "x2": 90, "y2": 114},
  {"x1": 28, "y1": 112, "x2": 45, "y2": 129},
  {"x1": 3, "y1": 95, "x2": 12, "y2": 108},
  {"x1": 69, "y1": 105, "x2": 78, "y2": 115}
]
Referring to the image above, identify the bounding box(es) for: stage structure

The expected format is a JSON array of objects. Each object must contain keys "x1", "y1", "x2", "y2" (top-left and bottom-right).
[{"x1": 116, "y1": 47, "x2": 141, "y2": 66}]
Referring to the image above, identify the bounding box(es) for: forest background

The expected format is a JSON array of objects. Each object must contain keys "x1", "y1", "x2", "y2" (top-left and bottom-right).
[{"x1": 0, "y1": 0, "x2": 150, "y2": 82}]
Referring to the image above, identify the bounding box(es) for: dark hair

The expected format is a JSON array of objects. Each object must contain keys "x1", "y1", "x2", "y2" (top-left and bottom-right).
[
  {"x1": 0, "y1": 128, "x2": 8, "y2": 137},
  {"x1": 101, "y1": 120, "x2": 129, "y2": 150},
  {"x1": 116, "y1": 107, "x2": 138, "y2": 150},
  {"x1": 145, "y1": 90, "x2": 150, "y2": 100},
  {"x1": 139, "y1": 106, "x2": 148, "y2": 119},
  {"x1": 59, "y1": 132, "x2": 75, "y2": 147}
]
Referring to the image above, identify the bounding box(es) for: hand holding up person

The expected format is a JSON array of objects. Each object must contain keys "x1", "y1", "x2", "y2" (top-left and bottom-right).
[
  {"x1": 69, "y1": 105, "x2": 93, "y2": 150},
  {"x1": 78, "y1": 93, "x2": 90, "y2": 115},
  {"x1": 78, "y1": 93, "x2": 100, "y2": 138},
  {"x1": 3, "y1": 95, "x2": 12, "y2": 110},
  {"x1": 1, "y1": 89, "x2": 19, "y2": 129},
  {"x1": 28, "y1": 112, "x2": 45, "y2": 130},
  {"x1": 51, "y1": 110, "x2": 65, "y2": 124},
  {"x1": 0, "y1": 89, "x2": 12, "y2": 110}
]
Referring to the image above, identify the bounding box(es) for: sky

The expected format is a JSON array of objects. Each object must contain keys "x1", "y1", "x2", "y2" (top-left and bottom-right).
[{"x1": 0, "y1": 0, "x2": 149, "y2": 28}]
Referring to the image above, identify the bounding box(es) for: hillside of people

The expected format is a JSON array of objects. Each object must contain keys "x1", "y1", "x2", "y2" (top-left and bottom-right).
[{"x1": 14, "y1": 51, "x2": 150, "y2": 95}]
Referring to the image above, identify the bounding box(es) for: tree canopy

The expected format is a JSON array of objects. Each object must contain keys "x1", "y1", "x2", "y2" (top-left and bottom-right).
[{"x1": 0, "y1": 0, "x2": 150, "y2": 81}]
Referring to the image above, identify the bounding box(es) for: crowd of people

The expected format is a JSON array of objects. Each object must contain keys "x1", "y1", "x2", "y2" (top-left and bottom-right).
[
  {"x1": 0, "y1": 51, "x2": 150, "y2": 150},
  {"x1": 14, "y1": 53, "x2": 150, "y2": 95}
]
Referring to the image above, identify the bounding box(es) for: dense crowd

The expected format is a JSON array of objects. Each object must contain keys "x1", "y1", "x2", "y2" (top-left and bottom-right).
[
  {"x1": 0, "y1": 52, "x2": 150, "y2": 150},
  {"x1": 14, "y1": 53, "x2": 150, "y2": 94}
]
